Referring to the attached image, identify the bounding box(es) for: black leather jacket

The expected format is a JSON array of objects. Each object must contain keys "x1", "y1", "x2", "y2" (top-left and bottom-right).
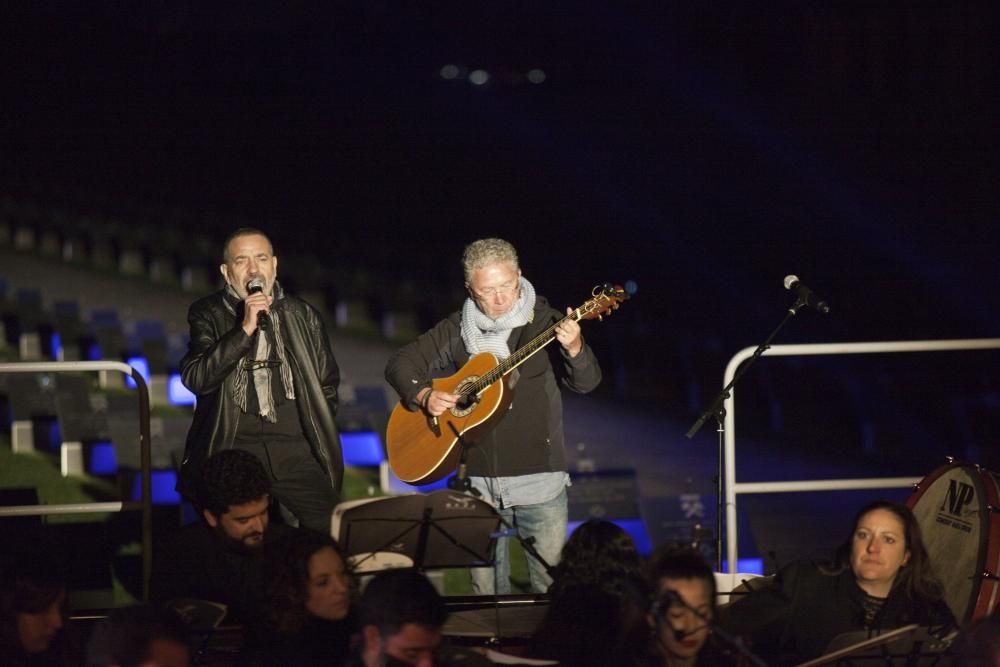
[{"x1": 177, "y1": 286, "x2": 343, "y2": 498}]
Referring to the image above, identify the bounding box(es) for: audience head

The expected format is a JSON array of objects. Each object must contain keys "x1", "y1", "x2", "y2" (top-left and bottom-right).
[
  {"x1": 549, "y1": 519, "x2": 643, "y2": 597},
  {"x1": 532, "y1": 521, "x2": 649, "y2": 667},
  {"x1": 358, "y1": 569, "x2": 447, "y2": 667},
  {"x1": 196, "y1": 449, "x2": 271, "y2": 549},
  {"x1": 531, "y1": 584, "x2": 638, "y2": 667},
  {"x1": 85, "y1": 604, "x2": 189, "y2": 667},
  {"x1": 646, "y1": 544, "x2": 717, "y2": 665},
  {"x1": 1, "y1": 551, "x2": 67, "y2": 657},
  {"x1": 834, "y1": 499, "x2": 940, "y2": 601},
  {"x1": 267, "y1": 530, "x2": 353, "y2": 634}
]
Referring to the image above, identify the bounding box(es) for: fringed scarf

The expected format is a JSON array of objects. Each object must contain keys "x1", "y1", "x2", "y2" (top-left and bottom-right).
[{"x1": 224, "y1": 282, "x2": 295, "y2": 422}]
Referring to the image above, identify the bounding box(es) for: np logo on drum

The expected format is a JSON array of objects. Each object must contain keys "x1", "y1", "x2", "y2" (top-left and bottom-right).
[
  {"x1": 908, "y1": 461, "x2": 1000, "y2": 623},
  {"x1": 935, "y1": 480, "x2": 975, "y2": 533}
]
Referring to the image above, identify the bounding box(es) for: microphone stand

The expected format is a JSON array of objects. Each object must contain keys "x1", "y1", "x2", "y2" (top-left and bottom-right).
[
  {"x1": 445, "y1": 422, "x2": 554, "y2": 651},
  {"x1": 446, "y1": 423, "x2": 554, "y2": 580},
  {"x1": 686, "y1": 296, "x2": 808, "y2": 571},
  {"x1": 654, "y1": 590, "x2": 768, "y2": 667}
]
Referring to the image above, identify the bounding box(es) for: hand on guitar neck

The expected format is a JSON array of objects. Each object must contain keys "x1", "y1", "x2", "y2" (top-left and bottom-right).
[{"x1": 555, "y1": 306, "x2": 583, "y2": 357}]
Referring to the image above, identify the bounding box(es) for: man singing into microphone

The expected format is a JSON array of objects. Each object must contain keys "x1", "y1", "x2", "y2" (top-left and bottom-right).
[{"x1": 178, "y1": 228, "x2": 343, "y2": 533}]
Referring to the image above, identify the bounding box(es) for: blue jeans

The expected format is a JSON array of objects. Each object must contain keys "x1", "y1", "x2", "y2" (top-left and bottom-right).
[{"x1": 470, "y1": 487, "x2": 568, "y2": 595}]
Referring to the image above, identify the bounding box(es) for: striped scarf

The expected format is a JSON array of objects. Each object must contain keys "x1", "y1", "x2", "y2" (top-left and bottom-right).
[
  {"x1": 224, "y1": 282, "x2": 295, "y2": 422},
  {"x1": 460, "y1": 277, "x2": 536, "y2": 360}
]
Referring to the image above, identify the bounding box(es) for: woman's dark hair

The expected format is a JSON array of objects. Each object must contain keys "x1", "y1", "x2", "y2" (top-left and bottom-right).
[
  {"x1": 826, "y1": 500, "x2": 944, "y2": 605},
  {"x1": 530, "y1": 584, "x2": 648, "y2": 667},
  {"x1": 265, "y1": 530, "x2": 352, "y2": 635},
  {"x1": 548, "y1": 519, "x2": 643, "y2": 598},
  {"x1": 534, "y1": 521, "x2": 650, "y2": 666},
  {"x1": 645, "y1": 544, "x2": 718, "y2": 621}
]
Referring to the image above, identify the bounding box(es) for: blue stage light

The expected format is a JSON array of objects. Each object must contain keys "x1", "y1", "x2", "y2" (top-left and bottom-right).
[
  {"x1": 341, "y1": 431, "x2": 385, "y2": 467},
  {"x1": 721, "y1": 558, "x2": 764, "y2": 575},
  {"x1": 131, "y1": 470, "x2": 182, "y2": 505},
  {"x1": 380, "y1": 462, "x2": 451, "y2": 494},
  {"x1": 89, "y1": 442, "x2": 118, "y2": 475},
  {"x1": 125, "y1": 357, "x2": 150, "y2": 389},
  {"x1": 167, "y1": 374, "x2": 196, "y2": 406}
]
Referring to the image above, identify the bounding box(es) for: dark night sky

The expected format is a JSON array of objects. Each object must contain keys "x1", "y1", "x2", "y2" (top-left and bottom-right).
[{"x1": 4, "y1": 3, "x2": 1000, "y2": 431}]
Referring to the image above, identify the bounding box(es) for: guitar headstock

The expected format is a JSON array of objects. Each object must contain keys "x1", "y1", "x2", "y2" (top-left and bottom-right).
[{"x1": 577, "y1": 283, "x2": 629, "y2": 322}]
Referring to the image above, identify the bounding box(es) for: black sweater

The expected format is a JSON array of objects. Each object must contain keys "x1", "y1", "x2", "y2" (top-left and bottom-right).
[{"x1": 719, "y1": 560, "x2": 955, "y2": 665}]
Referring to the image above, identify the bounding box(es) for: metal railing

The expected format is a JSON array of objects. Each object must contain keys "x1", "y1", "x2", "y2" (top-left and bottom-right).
[
  {"x1": 723, "y1": 337, "x2": 1000, "y2": 572},
  {"x1": 0, "y1": 361, "x2": 152, "y2": 599}
]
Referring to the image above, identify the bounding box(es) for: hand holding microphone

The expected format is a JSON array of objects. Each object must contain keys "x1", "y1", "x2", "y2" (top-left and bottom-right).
[{"x1": 243, "y1": 277, "x2": 272, "y2": 335}]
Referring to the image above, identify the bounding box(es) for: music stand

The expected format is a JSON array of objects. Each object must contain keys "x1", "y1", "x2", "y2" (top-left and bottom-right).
[{"x1": 331, "y1": 490, "x2": 501, "y2": 573}]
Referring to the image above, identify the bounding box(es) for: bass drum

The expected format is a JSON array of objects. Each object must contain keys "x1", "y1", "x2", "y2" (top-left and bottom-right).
[{"x1": 906, "y1": 461, "x2": 1000, "y2": 622}]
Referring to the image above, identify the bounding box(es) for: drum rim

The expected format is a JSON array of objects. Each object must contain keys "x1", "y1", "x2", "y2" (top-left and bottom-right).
[{"x1": 907, "y1": 461, "x2": 999, "y2": 622}]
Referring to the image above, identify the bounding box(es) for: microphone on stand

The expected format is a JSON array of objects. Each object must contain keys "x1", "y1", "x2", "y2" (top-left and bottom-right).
[
  {"x1": 650, "y1": 591, "x2": 689, "y2": 642},
  {"x1": 446, "y1": 422, "x2": 481, "y2": 497},
  {"x1": 246, "y1": 277, "x2": 270, "y2": 331},
  {"x1": 783, "y1": 275, "x2": 830, "y2": 314}
]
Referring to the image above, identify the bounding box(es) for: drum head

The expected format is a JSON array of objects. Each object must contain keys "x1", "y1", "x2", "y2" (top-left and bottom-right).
[{"x1": 907, "y1": 463, "x2": 1000, "y2": 622}]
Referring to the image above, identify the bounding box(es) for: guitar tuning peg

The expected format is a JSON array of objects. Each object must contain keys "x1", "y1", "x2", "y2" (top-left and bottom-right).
[{"x1": 598, "y1": 314, "x2": 603, "y2": 322}]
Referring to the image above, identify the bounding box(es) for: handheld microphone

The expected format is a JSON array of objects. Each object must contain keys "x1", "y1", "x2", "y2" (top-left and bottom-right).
[
  {"x1": 783, "y1": 275, "x2": 830, "y2": 314},
  {"x1": 246, "y1": 277, "x2": 270, "y2": 331}
]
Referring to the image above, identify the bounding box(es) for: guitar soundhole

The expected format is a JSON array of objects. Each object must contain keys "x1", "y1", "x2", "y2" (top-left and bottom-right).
[{"x1": 450, "y1": 377, "x2": 481, "y2": 418}]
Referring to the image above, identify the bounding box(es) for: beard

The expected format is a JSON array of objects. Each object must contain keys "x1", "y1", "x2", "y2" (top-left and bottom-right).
[{"x1": 213, "y1": 523, "x2": 265, "y2": 552}]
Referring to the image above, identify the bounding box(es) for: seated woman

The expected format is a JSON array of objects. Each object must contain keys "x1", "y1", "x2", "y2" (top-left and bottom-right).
[
  {"x1": 527, "y1": 520, "x2": 649, "y2": 667},
  {"x1": 1, "y1": 543, "x2": 79, "y2": 667},
  {"x1": 244, "y1": 529, "x2": 355, "y2": 666},
  {"x1": 547, "y1": 518, "x2": 644, "y2": 597},
  {"x1": 720, "y1": 499, "x2": 955, "y2": 665},
  {"x1": 645, "y1": 545, "x2": 719, "y2": 667}
]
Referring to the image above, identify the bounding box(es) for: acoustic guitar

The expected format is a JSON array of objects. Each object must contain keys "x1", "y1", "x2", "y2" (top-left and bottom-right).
[{"x1": 386, "y1": 284, "x2": 629, "y2": 485}]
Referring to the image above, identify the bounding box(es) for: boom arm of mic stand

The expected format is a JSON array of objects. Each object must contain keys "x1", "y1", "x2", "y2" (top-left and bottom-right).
[
  {"x1": 443, "y1": 415, "x2": 552, "y2": 575},
  {"x1": 684, "y1": 307, "x2": 798, "y2": 572},
  {"x1": 495, "y1": 515, "x2": 555, "y2": 579},
  {"x1": 686, "y1": 307, "x2": 795, "y2": 441}
]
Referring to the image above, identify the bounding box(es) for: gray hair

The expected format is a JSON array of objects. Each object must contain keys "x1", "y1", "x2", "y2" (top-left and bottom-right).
[{"x1": 462, "y1": 238, "x2": 519, "y2": 283}]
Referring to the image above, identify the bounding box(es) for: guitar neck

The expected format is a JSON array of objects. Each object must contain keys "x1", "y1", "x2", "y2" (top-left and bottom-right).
[{"x1": 466, "y1": 310, "x2": 583, "y2": 396}]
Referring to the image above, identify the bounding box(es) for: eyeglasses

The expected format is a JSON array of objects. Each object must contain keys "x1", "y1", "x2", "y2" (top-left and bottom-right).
[
  {"x1": 470, "y1": 280, "x2": 520, "y2": 298},
  {"x1": 243, "y1": 359, "x2": 282, "y2": 371}
]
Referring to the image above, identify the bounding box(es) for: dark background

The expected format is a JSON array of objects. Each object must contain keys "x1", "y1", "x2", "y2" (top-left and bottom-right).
[{"x1": 3, "y1": 2, "x2": 999, "y2": 471}]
